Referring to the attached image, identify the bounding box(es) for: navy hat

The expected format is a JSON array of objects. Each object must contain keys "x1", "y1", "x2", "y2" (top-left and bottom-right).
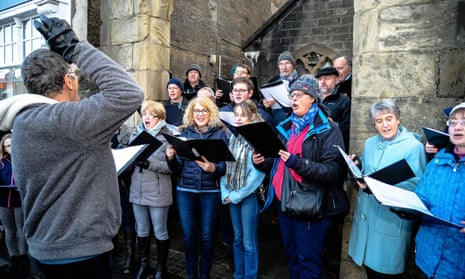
[
  {"x1": 315, "y1": 67, "x2": 339, "y2": 78},
  {"x1": 167, "y1": 77, "x2": 184, "y2": 92},
  {"x1": 290, "y1": 74, "x2": 319, "y2": 100},
  {"x1": 185, "y1": 64, "x2": 202, "y2": 77},
  {"x1": 277, "y1": 51, "x2": 296, "y2": 67}
]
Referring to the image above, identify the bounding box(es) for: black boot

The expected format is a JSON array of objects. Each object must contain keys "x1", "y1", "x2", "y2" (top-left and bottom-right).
[
  {"x1": 154, "y1": 239, "x2": 170, "y2": 279},
  {"x1": 135, "y1": 237, "x2": 151, "y2": 279},
  {"x1": 122, "y1": 231, "x2": 136, "y2": 275},
  {"x1": 7, "y1": 255, "x2": 18, "y2": 272}
]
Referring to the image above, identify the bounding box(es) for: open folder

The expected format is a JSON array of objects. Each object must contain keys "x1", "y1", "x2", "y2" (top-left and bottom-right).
[
  {"x1": 215, "y1": 77, "x2": 232, "y2": 104},
  {"x1": 334, "y1": 145, "x2": 415, "y2": 185},
  {"x1": 129, "y1": 131, "x2": 163, "y2": 161},
  {"x1": 423, "y1": 127, "x2": 449, "y2": 148},
  {"x1": 364, "y1": 176, "x2": 463, "y2": 228},
  {"x1": 162, "y1": 133, "x2": 235, "y2": 162},
  {"x1": 112, "y1": 145, "x2": 148, "y2": 176},
  {"x1": 259, "y1": 80, "x2": 291, "y2": 108}
]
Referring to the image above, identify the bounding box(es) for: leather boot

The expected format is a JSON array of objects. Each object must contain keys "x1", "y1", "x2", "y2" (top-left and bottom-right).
[
  {"x1": 135, "y1": 237, "x2": 151, "y2": 279},
  {"x1": 154, "y1": 239, "x2": 170, "y2": 279},
  {"x1": 122, "y1": 231, "x2": 136, "y2": 275}
]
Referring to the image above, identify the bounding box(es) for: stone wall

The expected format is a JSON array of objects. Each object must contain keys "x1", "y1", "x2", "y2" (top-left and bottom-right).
[
  {"x1": 249, "y1": 0, "x2": 354, "y2": 84},
  {"x1": 169, "y1": 0, "x2": 287, "y2": 99}
]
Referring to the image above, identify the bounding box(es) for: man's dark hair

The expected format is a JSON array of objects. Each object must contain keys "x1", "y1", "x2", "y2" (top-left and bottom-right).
[{"x1": 21, "y1": 48, "x2": 70, "y2": 97}]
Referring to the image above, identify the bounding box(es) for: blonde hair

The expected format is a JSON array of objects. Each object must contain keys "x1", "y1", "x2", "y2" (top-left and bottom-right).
[
  {"x1": 233, "y1": 100, "x2": 263, "y2": 122},
  {"x1": 182, "y1": 97, "x2": 221, "y2": 128},
  {"x1": 141, "y1": 100, "x2": 166, "y2": 120}
]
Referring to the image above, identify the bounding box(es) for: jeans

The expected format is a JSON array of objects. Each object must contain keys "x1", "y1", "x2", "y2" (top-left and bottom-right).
[
  {"x1": 132, "y1": 204, "x2": 170, "y2": 240},
  {"x1": 278, "y1": 203, "x2": 332, "y2": 279},
  {"x1": 33, "y1": 251, "x2": 113, "y2": 279},
  {"x1": 229, "y1": 194, "x2": 260, "y2": 279},
  {"x1": 177, "y1": 190, "x2": 220, "y2": 279}
]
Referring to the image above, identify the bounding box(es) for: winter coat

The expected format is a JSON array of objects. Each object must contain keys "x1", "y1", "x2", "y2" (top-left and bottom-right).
[
  {"x1": 321, "y1": 90, "x2": 351, "y2": 150},
  {"x1": 0, "y1": 41, "x2": 144, "y2": 261},
  {"x1": 129, "y1": 125, "x2": 173, "y2": 207},
  {"x1": 167, "y1": 125, "x2": 227, "y2": 192},
  {"x1": 415, "y1": 146, "x2": 465, "y2": 279},
  {"x1": 348, "y1": 126, "x2": 426, "y2": 274},
  {"x1": 254, "y1": 105, "x2": 349, "y2": 217},
  {"x1": 0, "y1": 158, "x2": 20, "y2": 208}
]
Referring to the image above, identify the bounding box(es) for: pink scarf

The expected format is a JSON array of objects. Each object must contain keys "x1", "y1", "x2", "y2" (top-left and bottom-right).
[{"x1": 272, "y1": 126, "x2": 308, "y2": 201}]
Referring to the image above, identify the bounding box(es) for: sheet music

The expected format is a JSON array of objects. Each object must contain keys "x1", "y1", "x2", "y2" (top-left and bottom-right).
[
  {"x1": 334, "y1": 145, "x2": 362, "y2": 179},
  {"x1": 112, "y1": 145, "x2": 147, "y2": 175},
  {"x1": 260, "y1": 82, "x2": 291, "y2": 108}
]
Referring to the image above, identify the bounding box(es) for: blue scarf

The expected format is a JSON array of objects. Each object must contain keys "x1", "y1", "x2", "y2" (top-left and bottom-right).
[{"x1": 290, "y1": 103, "x2": 318, "y2": 136}]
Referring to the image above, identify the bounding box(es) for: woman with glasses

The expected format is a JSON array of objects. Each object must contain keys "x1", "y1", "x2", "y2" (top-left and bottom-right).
[
  {"x1": 253, "y1": 75, "x2": 349, "y2": 279},
  {"x1": 166, "y1": 97, "x2": 228, "y2": 279},
  {"x1": 129, "y1": 101, "x2": 173, "y2": 279},
  {"x1": 348, "y1": 99, "x2": 426, "y2": 279},
  {"x1": 0, "y1": 133, "x2": 28, "y2": 274},
  {"x1": 414, "y1": 102, "x2": 465, "y2": 278}
]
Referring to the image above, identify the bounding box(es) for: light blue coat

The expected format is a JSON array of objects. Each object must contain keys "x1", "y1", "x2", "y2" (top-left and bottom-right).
[
  {"x1": 348, "y1": 126, "x2": 426, "y2": 274},
  {"x1": 220, "y1": 135, "x2": 265, "y2": 204}
]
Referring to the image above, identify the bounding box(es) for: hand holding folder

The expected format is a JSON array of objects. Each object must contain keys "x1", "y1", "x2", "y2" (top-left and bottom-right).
[
  {"x1": 162, "y1": 133, "x2": 235, "y2": 162},
  {"x1": 423, "y1": 127, "x2": 449, "y2": 148}
]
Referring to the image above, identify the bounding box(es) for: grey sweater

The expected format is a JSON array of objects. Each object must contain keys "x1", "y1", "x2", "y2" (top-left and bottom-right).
[{"x1": 0, "y1": 41, "x2": 144, "y2": 261}]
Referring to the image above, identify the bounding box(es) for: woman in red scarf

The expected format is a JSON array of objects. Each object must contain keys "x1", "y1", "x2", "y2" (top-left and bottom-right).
[{"x1": 253, "y1": 74, "x2": 348, "y2": 279}]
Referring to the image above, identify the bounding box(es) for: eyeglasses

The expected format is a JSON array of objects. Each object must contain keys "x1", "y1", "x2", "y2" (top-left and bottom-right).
[
  {"x1": 447, "y1": 119, "x2": 465, "y2": 127},
  {"x1": 142, "y1": 113, "x2": 159, "y2": 119},
  {"x1": 193, "y1": 109, "x2": 209, "y2": 116},
  {"x1": 232, "y1": 89, "x2": 249, "y2": 95},
  {"x1": 288, "y1": 92, "x2": 306, "y2": 99}
]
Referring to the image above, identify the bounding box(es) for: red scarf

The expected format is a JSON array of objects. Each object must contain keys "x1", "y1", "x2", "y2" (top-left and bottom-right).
[{"x1": 272, "y1": 126, "x2": 308, "y2": 201}]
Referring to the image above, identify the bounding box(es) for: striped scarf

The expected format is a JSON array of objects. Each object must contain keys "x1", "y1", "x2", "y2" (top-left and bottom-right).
[{"x1": 225, "y1": 135, "x2": 250, "y2": 190}]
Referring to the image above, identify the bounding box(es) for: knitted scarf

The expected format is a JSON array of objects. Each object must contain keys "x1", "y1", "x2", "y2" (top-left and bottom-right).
[
  {"x1": 137, "y1": 119, "x2": 167, "y2": 137},
  {"x1": 225, "y1": 135, "x2": 250, "y2": 190}
]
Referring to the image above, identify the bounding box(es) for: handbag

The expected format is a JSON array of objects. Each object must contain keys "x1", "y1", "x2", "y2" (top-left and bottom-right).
[{"x1": 281, "y1": 169, "x2": 328, "y2": 220}]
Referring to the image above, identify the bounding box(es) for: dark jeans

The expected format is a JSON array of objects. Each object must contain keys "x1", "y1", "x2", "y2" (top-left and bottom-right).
[
  {"x1": 278, "y1": 203, "x2": 332, "y2": 279},
  {"x1": 33, "y1": 251, "x2": 113, "y2": 279},
  {"x1": 365, "y1": 266, "x2": 402, "y2": 279},
  {"x1": 177, "y1": 190, "x2": 220, "y2": 279}
]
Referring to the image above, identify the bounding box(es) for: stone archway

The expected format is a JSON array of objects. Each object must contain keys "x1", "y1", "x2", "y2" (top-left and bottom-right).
[{"x1": 293, "y1": 43, "x2": 339, "y2": 75}]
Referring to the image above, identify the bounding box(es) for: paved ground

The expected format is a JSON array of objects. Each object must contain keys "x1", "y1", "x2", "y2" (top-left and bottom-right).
[{"x1": 0, "y1": 209, "x2": 292, "y2": 279}]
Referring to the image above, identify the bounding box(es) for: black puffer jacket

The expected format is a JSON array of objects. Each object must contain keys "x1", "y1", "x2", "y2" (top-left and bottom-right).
[{"x1": 255, "y1": 105, "x2": 349, "y2": 217}]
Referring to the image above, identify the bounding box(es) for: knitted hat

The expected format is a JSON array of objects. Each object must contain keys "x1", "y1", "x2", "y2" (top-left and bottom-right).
[
  {"x1": 449, "y1": 102, "x2": 465, "y2": 117},
  {"x1": 277, "y1": 51, "x2": 296, "y2": 67},
  {"x1": 185, "y1": 64, "x2": 202, "y2": 77},
  {"x1": 315, "y1": 67, "x2": 339, "y2": 78},
  {"x1": 290, "y1": 74, "x2": 319, "y2": 100},
  {"x1": 167, "y1": 77, "x2": 184, "y2": 92}
]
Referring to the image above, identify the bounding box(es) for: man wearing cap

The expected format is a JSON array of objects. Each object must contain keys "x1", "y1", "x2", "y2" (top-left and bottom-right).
[
  {"x1": 316, "y1": 66, "x2": 351, "y2": 150},
  {"x1": 263, "y1": 51, "x2": 298, "y2": 126},
  {"x1": 164, "y1": 77, "x2": 189, "y2": 127},
  {"x1": 183, "y1": 63, "x2": 206, "y2": 101},
  {"x1": 333, "y1": 56, "x2": 352, "y2": 98}
]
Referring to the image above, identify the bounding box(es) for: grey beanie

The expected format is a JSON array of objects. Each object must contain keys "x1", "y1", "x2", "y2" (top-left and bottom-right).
[
  {"x1": 277, "y1": 51, "x2": 296, "y2": 67},
  {"x1": 186, "y1": 64, "x2": 202, "y2": 77}
]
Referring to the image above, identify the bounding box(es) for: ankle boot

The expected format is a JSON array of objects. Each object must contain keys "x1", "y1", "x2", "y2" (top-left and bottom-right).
[
  {"x1": 135, "y1": 237, "x2": 151, "y2": 279},
  {"x1": 122, "y1": 231, "x2": 136, "y2": 275},
  {"x1": 154, "y1": 239, "x2": 170, "y2": 279}
]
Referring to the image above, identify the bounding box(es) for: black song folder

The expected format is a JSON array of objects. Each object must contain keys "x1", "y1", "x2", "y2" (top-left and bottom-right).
[
  {"x1": 235, "y1": 122, "x2": 286, "y2": 158},
  {"x1": 162, "y1": 133, "x2": 235, "y2": 162},
  {"x1": 422, "y1": 127, "x2": 449, "y2": 148},
  {"x1": 335, "y1": 145, "x2": 415, "y2": 185},
  {"x1": 128, "y1": 131, "x2": 163, "y2": 162}
]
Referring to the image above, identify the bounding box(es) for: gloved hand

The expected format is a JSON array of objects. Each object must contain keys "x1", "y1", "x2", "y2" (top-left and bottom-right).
[
  {"x1": 34, "y1": 15, "x2": 79, "y2": 63},
  {"x1": 135, "y1": 161, "x2": 150, "y2": 170}
]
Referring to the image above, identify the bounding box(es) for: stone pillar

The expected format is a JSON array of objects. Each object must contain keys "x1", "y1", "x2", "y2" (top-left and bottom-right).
[
  {"x1": 100, "y1": 0, "x2": 173, "y2": 126},
  {"x1": 340, "y1": 1, "x2": 464, "y2": 278}
]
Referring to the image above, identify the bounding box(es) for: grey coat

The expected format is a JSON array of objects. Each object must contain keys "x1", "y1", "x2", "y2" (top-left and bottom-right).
[{"x1": 129, "y1": 125, "x2": 173, "y2": 207}]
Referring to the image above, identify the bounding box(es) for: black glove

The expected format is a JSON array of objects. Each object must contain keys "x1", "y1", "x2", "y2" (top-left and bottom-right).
[
  {"x1": 34, "y1": 15, "x2": 79, "y2": 63},
  {"x1": 390, "y1": 208, "x2": 421, "y2": 221},
  {"x1": 135, "y1": 161, "x2": 150, "y2": 170}
]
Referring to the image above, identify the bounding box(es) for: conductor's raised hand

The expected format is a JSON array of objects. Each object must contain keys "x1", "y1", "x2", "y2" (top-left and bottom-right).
[{"x1": 34, "y1": 15, "x2": 79, "y2": 63}]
